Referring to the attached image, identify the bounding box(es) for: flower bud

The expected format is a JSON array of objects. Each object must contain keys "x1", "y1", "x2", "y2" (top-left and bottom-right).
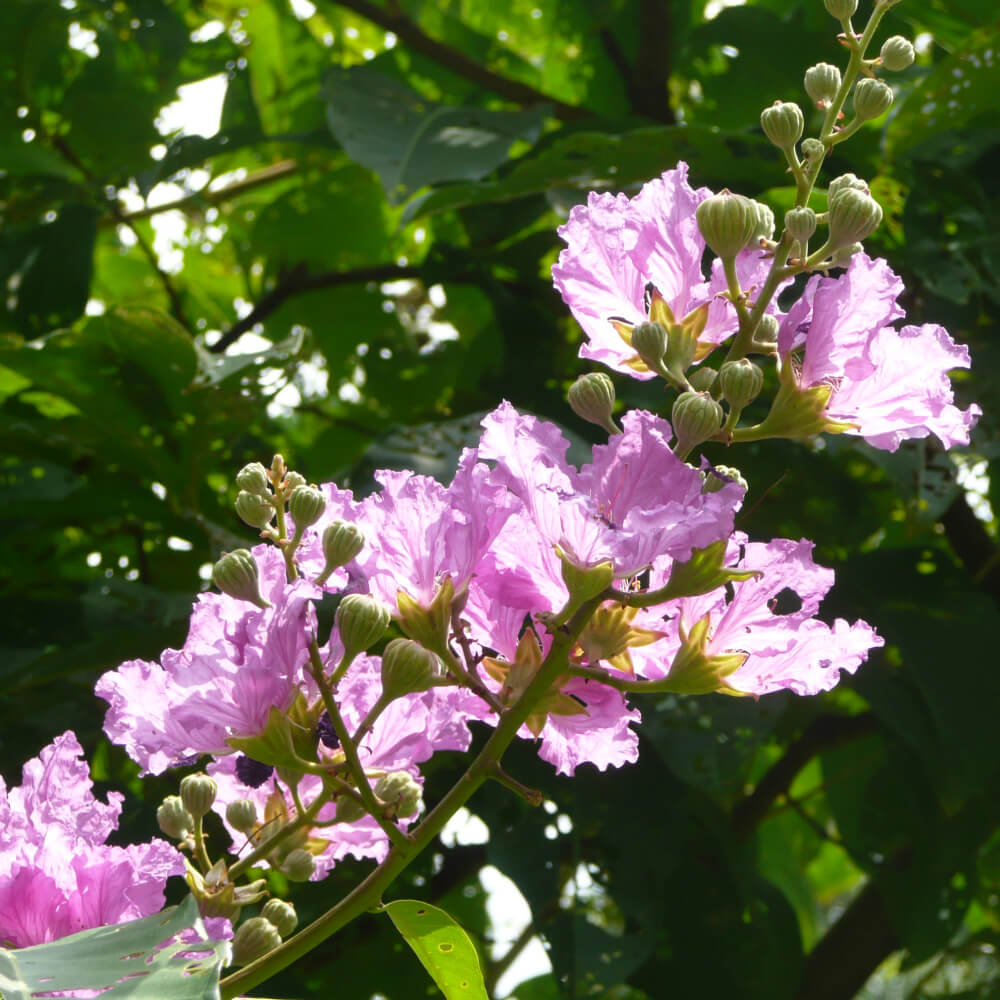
[
  {"x1": 288, "y1": 485, "x2": 325, "y2": 530},
  {"x1": 568, "y1": 373, "x2": 621, "y2": 435},
  {"x1": 235, "y1": 490, "x2": 274, "y2": 529},
  {"x1": 753, "y1": 314, "x2": 780, "y2": 349},
  {"x1": 828, "y1": 187, "x2": 882, "y2": 249},
  {"x1": 225, "y1": 799, "x2": 258, "y2": 835},
  {"x1": 235, "y1": 462, "x2": 270, "y2": 496},
  {"x1": 375, "y1": 771, "x2": 422, "y2": 819},
  {"x1": 671, "y1": 391, "x2": 724, "y2": 456},
  {"x1": 785, "y1": 206, "x2": 817, "y2": 243},
  {"x1": 702, "y1": 465, "x2": 748, "y2": 494},
  {"x1": 880, "y1": 35, "x2": 915, "y2": 71},
  {"x1": 261, "y1": 899, "x2": 298, "y2": 938},
  {"x1": 760, "y1": 101, "x2": 804, "y2": 149},
  {"x1": 718, "y1": 359, "x2": 764, "y2": 410},
  {"x1": 212, "y1": 549, "x2": 270, "y2": 610},
  {"x1": 180, "y1": 773, "x2": 217, "y2": 820},
  {"x1": 804, "y1": 63, "x2": 842, "y2": 106},
  {"x1": 696, "y1": 192, "x2": 759, "y2": 259},
  {"x1": 381, "y1": 638, "x2": 438, "y2": 700},
  {"x1": 852, "y1": 78, "x2": 893, "y2": 121},
  {"x1": 157, "y1": 796, "x2": 194, "y2": 840},
  {"x1": 281, "y1": 848, "x2": 316, "y2": 882},
  {"x1": 831, "y1": 242, "x2": 864, "y2": 267},
  {"x1": 316, "y1": 520, "x2": 365, "y2": 584},
  {"x1": 799, "y1": 137, "x2": 826, "y2": 164},
  {"x1": 688, "y1": 366, "x2": 718, "y2": 392},
  {"x1": 335, "y1": 795, "x2": 367, "y2": 824},
  {"x1": 751, "y1": 200, "x2": 775, "y2": 243},
  {"x1": 823, "y1": 0, "x2": 857, "y2": 19},
  {"x1": 283, "y1": 471, "x2": 306, "y2": 492},
  {"x1": 231, "y1": 916, "x2": 282, "y2": 966},
  {"x1": 336, "y1": 593, "x2": 390, "y2": 661},
  {"x1": 630, "y1": 321, "x2": 668, "y2": 372},
  {"x1": 828, "y1": 174, "x2": 869, "y2": 209}
]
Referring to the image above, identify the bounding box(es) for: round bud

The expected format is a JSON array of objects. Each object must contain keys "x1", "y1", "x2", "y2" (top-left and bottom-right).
[
  {"x1": 696, "y1": 192, "x2": 760, "y2": 260},
  {"x1": 750, "y1": 200, "x2": 775, "y2": 243},
  {"x1": 157, "y1": 796, "x2": 194, "y2": 840},
  {"x1": 568, "y1": 373, "x2": 620, "y2": 434},
  {"x1": 831, "y1": 242, "x2": 864, "y2": 267},
  {"x1": 226, "y1": 799, "x2": 258, "y2": 835},
  {"x1": 702, "y1": 465, "x2": 749, "y2": 494},
  {"x1": 231, "y1": 917, "x2": 282, "y2": 966},
  {"x1": 671, "y1": 391, "x2": 725, "y2": 456},
  {"x1": 281, "y1": 848, "x2": 316, "y2": 882},
  {"x1": 880, "y1": 35, "x2": 915, "y2": 71},
  {"x1": 823, "y1": 0, "x2": 857, "y2": 19},
  {"x1": 799, "y1": 137, "x2": 826, "y2": 165},
  {"x1": 828, "y1": 173, "x2": 869, "y2": 205},
  {"x1": 375, "y1": 771, "x2": 423, "y2": 819},
  {"x1": 283, "y1": 471, "x2": 306, "y2": 492},
  {"x1": 335, "y1": 795, "x2": 367, "y2": 824},
  {"x1": 760, "y1": 101, "x2": 804, "y2": 149},
  {"x1": 261, "y1": 899, "x2": 298, "y2": 938},
  {"x1": 336, "y1": 594, "x2": 391, "y2": 661},
  {"x1": 235, "y1": 462, "x2": 270, "y2": 496},
  {"x1": 852, "y1": 78, "x2": 893, "y2": 121},
  {"x1": 804, "y1": 63, "x2": 842, "y2": 106},
  {"x1": 180, "y1": 773, "x2": 217, "y2": 820},
  {"x1": 318, "y1": 521, "x2": 365, "y2": 580},
  {"x1": 288, "y1": 485, "x2": 325, "y2": 530},
  {"x1": 688, "y1": 366, "x2": 718, "y2": 392},
  {"x1": 828, "y1": 187, "x2": 883, "y2": 249},
  {"x1": 212, "y1": 549, "x2": 269, "y2": 609},
  {"x1": 630, "y1": 321, "x2": 668, "y2": 371},
  {"x1": 718, "y1": 359, "x2": 764, "y2": 410},
  {"x1": 381, "y1": 638, "x2": 438, "y2": 701},
  {"x1": 754, "y1": 314, "x2": 780, "y2": 347},
  {"x1": 235, "y1": 490, "x2": 274, "y2": 529},
  {"x1": 784, "y1": 206, "x2": 817, "y2": 243}
]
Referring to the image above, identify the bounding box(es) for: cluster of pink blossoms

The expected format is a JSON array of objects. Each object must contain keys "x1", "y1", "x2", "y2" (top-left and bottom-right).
[{"x1": 3, "y1": 163, "x2": 980, "y2": 948}]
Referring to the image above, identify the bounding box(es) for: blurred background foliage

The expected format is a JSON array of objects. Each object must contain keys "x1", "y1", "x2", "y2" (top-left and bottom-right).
[{"x1": 1, "y1": 0, "x2": 999, "y2": 997}]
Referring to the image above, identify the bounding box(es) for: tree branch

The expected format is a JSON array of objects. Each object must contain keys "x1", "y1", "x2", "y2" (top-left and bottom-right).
[{"x1": 329, "y1": 0, "x2": 593, "y2": 122}]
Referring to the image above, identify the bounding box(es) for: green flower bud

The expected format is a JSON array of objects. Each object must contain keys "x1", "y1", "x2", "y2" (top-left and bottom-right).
[
  {"x1": 261, "y1": 899, "x2": 298, "y2": 938},
  {"x1": 283, "y1": 471, "x2": 306, "y2": 492},
  {"x1": 753, "y1": 314, "x2": 780, "y2": 349},
  {"x1": 823, "y1": 0, "x2": 857, "y2": 19},
  {"x1": 212, "y1": 549, "x2": 270, "y2": 610},
  {"x1": 336, "y1": 593, "x2": 391, "y2": 661},
  {"x1": 671, "y1": 391, "x2": 724, "y2": 456},
  {"x1": 828, "y1": 187, "x2": 883, "y2": 249},
  {"x1": 804, "y1": 63, "x2": 842, "y2": 106},
  {"x1": 831, "y1": 242, "x2": 864, "y2": 267},
  {"x1": 281, "y1": 848, "x2": 316, "y2": 882},
  {"x1": 880, "y1": 35, "x2": 915, "y2": 71},
  {"x1": 718, "y1": 359, "x2": 764, "y2": 410},
  {"x1": 852, "y1": 78, "x2": 893, "y2": 121},
  {"x1": 568, "y1": 373, "x2": 621, "y2": 435},
  {"x1": 288, "y1": 484, "x2": 325, "y2": 530},
  {"x1": 696, "y1": 192, "x2": 759, "y2": 259},
  {"x1": 799, "y1": 137, "x2": 826, "y2": 164},
  {"x1": 235, "y1": 490, "x2": 274, "y2": 529},
  {"x1": 630, "y1": 321, "x2": 668, "y2": 372},
  {"x1": 157, "y1": 796, "x2": 194, "y2": 840},
  {"x1": 180, "y1": 773, "x2": 217, "y2": 820},
  {"x1": 688, "y1": 366, "x2": 718, "y2": 392},
  {"x1": 828, "y1": 174, "x2": 869, "y2": 206},
  {"x1": 381, "y1": 638, "x2": 438, "y2": 700},
  {"x1": 375, "y1": 771, "x2": 423, "y2": 819},
  {"x1": 335, "y1": 795, "x2": 367, "y2": 824},
  {"x1": 225, "y1": 799, "x2": 258, "y2": 835},
  {"x1": 702, "y1": 465, "x2": 748, "y2": 494},
  {"x1": 751, "y1": 200, "x2": 775, "y2": 243},
  {"x1": 760, "y1": 101, "x2": 804, "y2": 149},
  {"x1": 231, "y1": 916, "x2": 282, "y2": 966},
  {"x1": 317, "y1": 520, "x2": 365, "y2": 585},
  {"x1": 235, "y1": 462, "x2": 270, "y2": 496},
  {"x1": 785, "y1": 206, "x2": 817, "y2": 243}
]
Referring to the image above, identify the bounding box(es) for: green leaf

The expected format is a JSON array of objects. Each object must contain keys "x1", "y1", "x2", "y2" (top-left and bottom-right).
[
  {"x1": 383, "y1": 899, "x2": 489, "y2": 999},
  {"x1": 321, "y1": 65, "x2": 548, "y2": 203},
  {"x1": 0, "y1": 895, "x2": 229, "y2": 999}
]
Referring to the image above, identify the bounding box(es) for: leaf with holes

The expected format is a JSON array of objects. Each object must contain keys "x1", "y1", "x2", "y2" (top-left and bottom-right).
[{"x1": 383, "y1": 899, "x2": 488, "y2": 1000}]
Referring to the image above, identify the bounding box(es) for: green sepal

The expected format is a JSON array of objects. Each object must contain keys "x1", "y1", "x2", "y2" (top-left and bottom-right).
[
  {"x1": 226, "y1": 694, "x2": 316, "y2": 771},
  {"x1": 657, "y1": 540, "x2": 760, "y2": 601},
  {"x1": 658, "y1": 615, "x2": 749, "y2": 695},
  {"x1": 574, "y1": 603, "x2": 665, "y2": 676},
  {"x1": 555, "y1": 547, "x2": 614, "y2": 624},
  {"x1": 396, "y1": 576, "x2": 457, "y2": 655}
]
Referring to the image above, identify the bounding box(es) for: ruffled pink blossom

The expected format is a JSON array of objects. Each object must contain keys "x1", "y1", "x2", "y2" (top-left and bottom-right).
[
  {"x1": 629, "y1": 535, "x2": 882, "y2": 696},
  {"x1": 778, "y1": 253, "x2": 980, "y2": 451},
  {"x1": 97, "y1": 546, "x2": 319, "y2": 774},
  {"x1": 0, "y1": 732, "x2": 183, "y2": 948}
]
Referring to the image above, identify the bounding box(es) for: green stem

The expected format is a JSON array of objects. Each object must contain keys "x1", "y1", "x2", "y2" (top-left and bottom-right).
[
  {"x1": 218, "y1": 594, "x2": 606, "y2": 999},
  {"x1": 192, "y1": 818, "x2": 212, "y2": 873}
]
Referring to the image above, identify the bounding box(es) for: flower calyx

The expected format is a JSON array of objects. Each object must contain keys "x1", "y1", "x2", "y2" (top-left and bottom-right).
[{"x1": 574, "y1": 603, "x2": 665, "y2": 676}]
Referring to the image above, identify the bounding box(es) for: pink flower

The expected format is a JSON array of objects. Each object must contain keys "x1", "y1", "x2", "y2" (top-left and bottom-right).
[
  {"x1": 97, "y1": 546, "x2": 319, "y2": 774},
  {"x1": 552, "y1": 164, "x2": 781, "y2": 376},
  {"x1": 777, "y1": 253, "x2": 980, "y2": 450},
  {"x1": 0, "y1": 732, "x2": 183, "y2": 948}
]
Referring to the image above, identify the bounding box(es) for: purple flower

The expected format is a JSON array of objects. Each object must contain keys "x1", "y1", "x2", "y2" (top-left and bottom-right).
[
  {"x1": 0, "y1": 732, "x2": 183, "y2": 948},
  {"x1": 552, "y1": 164, "x2": 779, "y2": 377},
  {"x1": 777, "y1": 253, "x2": 980, "y2": 450},
  {"x1": 96, "y1": 546, "x2": 319, "y2": 774}
]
